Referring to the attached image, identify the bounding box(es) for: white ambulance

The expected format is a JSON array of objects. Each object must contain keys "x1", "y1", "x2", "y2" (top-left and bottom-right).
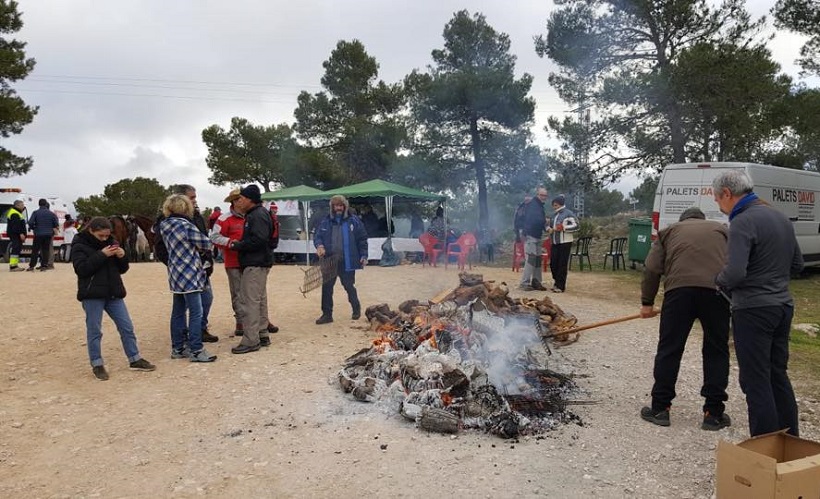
[
  {"x1": 652, "y1": 162, "x2": 820, "y2": 266},
  {"x1": 0, "y1": 187, "x2": 76, "y2": 262}
]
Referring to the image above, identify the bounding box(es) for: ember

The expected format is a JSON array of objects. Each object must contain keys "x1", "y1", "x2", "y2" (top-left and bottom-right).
[{"x1": 337, "y1": 273, "x2": 590, "y2": 438}]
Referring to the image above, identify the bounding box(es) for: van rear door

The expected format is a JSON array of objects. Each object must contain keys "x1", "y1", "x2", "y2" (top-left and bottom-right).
[{"x1": 654, "y1": 164, "x2": 725, "y2": 231}]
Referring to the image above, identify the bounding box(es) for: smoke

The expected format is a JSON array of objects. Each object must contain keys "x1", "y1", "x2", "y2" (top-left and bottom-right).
[{"x1": 481, "y1": 314, "x2": 546, "y2": 395}]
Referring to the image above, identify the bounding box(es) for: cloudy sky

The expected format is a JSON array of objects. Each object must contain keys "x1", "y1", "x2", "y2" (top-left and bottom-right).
[{"x1": 4, "y1": 0, "x2": 813, "y2": 211}]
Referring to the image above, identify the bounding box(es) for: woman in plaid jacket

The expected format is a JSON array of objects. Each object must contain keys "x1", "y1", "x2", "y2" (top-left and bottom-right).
[{"x1": 158, "y1": 194, "x2": 217, "y2": 363}]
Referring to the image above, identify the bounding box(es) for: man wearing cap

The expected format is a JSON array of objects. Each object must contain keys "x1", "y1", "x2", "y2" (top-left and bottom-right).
[
  {"x1": 547, "y1": 195, "x2": 579, "y2": 293},
  {"x1": 27, "y1": 198, "x2": 59, "y2": 271},
  {"x1": 313, "y1": 195, "x2": 368, "y2": 324},
  {"x1": 639, "y1": 207, "x2": 732, "y2": 431},
  {"x1": 5, "y1": 199, "x2": 27, "y2": 271},
  {"x1": 210, "y1": 188, "x2": 247, "y2": 337},
  {"x1": 228, "y1": 184, "x2": 275, "y2": 354}
]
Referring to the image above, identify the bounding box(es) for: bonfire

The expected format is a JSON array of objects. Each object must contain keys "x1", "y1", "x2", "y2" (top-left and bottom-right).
[{"x1": 337, "y1": 273, "x2": 590, "y2": 438}]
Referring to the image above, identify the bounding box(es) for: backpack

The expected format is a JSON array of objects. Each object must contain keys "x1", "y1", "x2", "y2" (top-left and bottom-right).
[
  {"x1": 513, "y1": 199, "x2": 530, "y2": 233},
  {"x1": 152, "y1": 217, "x2": 169, "y2": 265}
]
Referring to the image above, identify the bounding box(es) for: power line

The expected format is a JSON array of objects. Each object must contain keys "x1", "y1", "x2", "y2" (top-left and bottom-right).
[
  {"x1": 30, "y1": 73, "x2": 323, "y2": 89},
  {"x1": 26, "y1": 78, "x2": 304, "y2": 96},
  {"x1": 16, "y1": 88, "x2": 299, "y2": 104}
]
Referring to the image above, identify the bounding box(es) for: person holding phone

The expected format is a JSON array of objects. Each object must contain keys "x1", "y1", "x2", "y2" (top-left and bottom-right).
[{"x1": 71, "y1": 217, "x2": 155, "y2": 380}]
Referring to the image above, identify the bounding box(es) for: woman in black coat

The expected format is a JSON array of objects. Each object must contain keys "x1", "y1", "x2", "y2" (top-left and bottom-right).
[{"x1": 71, "y1": 217, "x2": 155, "y2": 380}]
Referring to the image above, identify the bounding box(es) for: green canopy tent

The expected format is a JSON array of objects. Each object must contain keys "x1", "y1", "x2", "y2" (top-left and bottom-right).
[{"x1": 261, "y1": 185, "x2": 324, "y2": 265}]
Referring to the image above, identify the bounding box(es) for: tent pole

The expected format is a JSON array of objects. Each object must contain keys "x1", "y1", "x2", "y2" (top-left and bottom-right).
[{"x1": 303, "y1": 200, "x2": 310, "y2": 266}]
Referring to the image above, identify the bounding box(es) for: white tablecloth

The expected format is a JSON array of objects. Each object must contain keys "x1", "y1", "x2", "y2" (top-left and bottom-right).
[{"x1": 274, "y1": 237, "x2": 422, "y2": 261}]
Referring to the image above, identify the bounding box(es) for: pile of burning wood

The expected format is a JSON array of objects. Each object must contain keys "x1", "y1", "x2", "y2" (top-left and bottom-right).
[{"x1": 337, "y1": 273, "x2": 589, "y2": 438}]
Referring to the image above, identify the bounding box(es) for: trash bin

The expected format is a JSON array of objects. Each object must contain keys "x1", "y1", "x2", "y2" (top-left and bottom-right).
[{"x1": 628, "y1": 217, "x2": 653, "y2": 267}]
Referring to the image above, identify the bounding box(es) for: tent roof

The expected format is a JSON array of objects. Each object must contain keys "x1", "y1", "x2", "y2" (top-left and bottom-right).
[
  {"x1": 260, "y1": 184, "x2": 324, "y2": 201},
  {"x1": 317, "y1": 179, "x2": 445, "y2": 201}
]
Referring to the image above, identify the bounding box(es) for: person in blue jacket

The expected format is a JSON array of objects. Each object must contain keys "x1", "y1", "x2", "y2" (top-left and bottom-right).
[
  {"x1": 27, "y1": 198, "x2": 58, "y2": 271},
  {"x1": 313, "y1": 195, "x2": 368, "y2": 324}
]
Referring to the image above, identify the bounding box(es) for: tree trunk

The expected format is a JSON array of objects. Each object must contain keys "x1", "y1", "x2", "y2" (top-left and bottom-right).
[{"x1": 470, "y1": 114, "x2": 489, "y2": 228}]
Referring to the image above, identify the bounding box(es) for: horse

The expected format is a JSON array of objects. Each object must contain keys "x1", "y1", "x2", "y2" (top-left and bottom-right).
[
  {"x1": 125, "y1": 216, "x2": 139, "y2": 261},
  {"x1": 130, "y1": 214, "x2": 156, "y2": 250},
  {"x1": 108, "y1": 215, "x2": 130, "y2": 249}
]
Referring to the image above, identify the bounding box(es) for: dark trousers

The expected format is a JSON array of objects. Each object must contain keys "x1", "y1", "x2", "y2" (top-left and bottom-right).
[
  {"x1": 321, "y1": 262, "x2": 360, "y2": 317},
  {"x1": 29, "y1": 235, "x2": 52, "y2": 269},
  {"x1": 651, "y1": 287, "x2": 730, "y2": 416},
  {"x1": 733, "y1": 305, "x2": 799, "y2": 437},
  {"x1": 550, "y1": 242, "x2": 572, "y2": 291}
]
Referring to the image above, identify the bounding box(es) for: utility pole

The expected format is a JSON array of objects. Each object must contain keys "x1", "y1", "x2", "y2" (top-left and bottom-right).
[{"x1": 569, "y1": 103, "x2": 591, "y2": 218}]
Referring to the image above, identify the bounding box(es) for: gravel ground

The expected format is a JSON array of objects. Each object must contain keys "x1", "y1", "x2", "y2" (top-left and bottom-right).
[{"x1": 0, "y1": 262, "x2": 816, "y2": 498}]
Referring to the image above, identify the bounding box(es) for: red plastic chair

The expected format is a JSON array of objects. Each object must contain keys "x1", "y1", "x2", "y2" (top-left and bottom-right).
[
  {"x1": 445, "y1": 232, "x2": 478, "y2": 270},
  {"x1": 542, "y1": 238, "x2": 552, "y2": 272},
  {"x1": 418, "y1": 232, "x2": 444, "y2": 267},
  {"x1": 512, "y1": 240, "x2": 525, "y2": 272}
]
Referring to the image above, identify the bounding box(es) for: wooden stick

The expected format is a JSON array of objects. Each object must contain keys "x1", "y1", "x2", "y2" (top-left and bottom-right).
[{"x1": 551, "y1": 313, "x2": 645, "y2": 337}]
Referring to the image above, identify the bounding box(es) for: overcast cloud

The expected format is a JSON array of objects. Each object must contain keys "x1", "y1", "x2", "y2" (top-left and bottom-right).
[{"x1": 4, "y1": 0, "x2": 813, "y2": 210}]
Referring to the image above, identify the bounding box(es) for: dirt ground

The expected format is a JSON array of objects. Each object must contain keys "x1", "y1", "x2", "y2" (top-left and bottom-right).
[{"x1": 0, "y1": 260, "x2": 817, "y2": 498}]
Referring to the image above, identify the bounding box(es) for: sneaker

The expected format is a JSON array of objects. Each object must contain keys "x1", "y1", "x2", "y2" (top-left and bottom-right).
[
  {"x1": 518, "y1": 284, "x2": 534, "y2": 291},
  {"x1": 190, "y1": 349, "x2": 217, "y2": 362},
  {"x1": 260, "y1": 336, "x2": 271, "y2": 347},
  {"x1": 201, "y1": 329, "x2": 219, "y2": 343},
  {"x1": 171, "y1": 347, "x2": 191, "y2": 359},
  {"x1": 315, "y1": 315, "x2": 333, "y2": 325},
  {"x1": 25, "y1": 267, "x2": 35, "y2": 272},
  {"x1": 129, "y1": 359, "x2": 156, "y2": 371},
  {"x1": 531, "y1": 280, "x2": 548, "y2": 291},
  {"x1": 231, "y1": 343, "x2": 261, "y2": 354},
  {"x1": 640, "y1": 406, "x2": 670, "y2": 427},
  {"x1": 701, "y1": 412, "x2": 731, "y2": 431},
  {"x1": 267, "y1": 323, "x2": 279, "y2": 334},
  {"x1": 92, "y1": 365, "x2": 109, "y2": 381},
  {"x1": 550, "y1": 287, "x2": 564, "y2": 293},
  {"x1": 9, "y1": 266, "x2": 24, "y2": 272},
  {"x1": 352, "y1": 309, "x2": 361, "y2": 320}
]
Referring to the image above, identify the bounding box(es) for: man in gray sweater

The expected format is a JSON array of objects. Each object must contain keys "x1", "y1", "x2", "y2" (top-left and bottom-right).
[
  {"x1": 714, "y1": 169, "x2": 804, "y2": 437},
  {"x1": 639, "y1": 207, "x2": 731, "y2": 431}
]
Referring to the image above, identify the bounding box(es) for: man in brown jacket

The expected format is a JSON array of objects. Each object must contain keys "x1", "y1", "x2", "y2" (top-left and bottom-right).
[{"x1": 639, "y1": 207, "x2": 731, "y2": 431}]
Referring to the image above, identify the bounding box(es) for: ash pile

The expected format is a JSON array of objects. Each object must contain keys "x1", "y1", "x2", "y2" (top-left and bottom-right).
[{"x1": 337, "y1": 273, "x2": 590, "y2": 438}]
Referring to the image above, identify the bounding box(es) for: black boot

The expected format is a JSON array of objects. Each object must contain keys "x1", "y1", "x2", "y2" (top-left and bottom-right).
[{"x1": 315, "y1": 314, "x2": 333, "y2": 325}]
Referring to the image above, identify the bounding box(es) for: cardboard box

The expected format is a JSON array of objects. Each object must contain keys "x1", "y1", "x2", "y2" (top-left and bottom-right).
[{"x1": 716, "y1": 430, "x2": 820, "y2": 498}]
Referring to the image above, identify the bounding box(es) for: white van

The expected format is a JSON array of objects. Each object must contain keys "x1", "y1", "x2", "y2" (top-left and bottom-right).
[
  {"x1": 0, "y1": 187, "x2": 75, "y2": 262},
  {"x1": 652, "y1": 162, "x2": 820, "y2": 266}
]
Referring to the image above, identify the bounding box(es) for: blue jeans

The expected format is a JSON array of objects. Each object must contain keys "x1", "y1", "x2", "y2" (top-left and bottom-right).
[
  {"x1": 82, "y1": 298, "x2": 141, "y2": 367},
  {"x1": 201, "y1": 279, "x2": 213, "y2": 330},
  {"x1": 171, "y1": 292, "x2": 204, "y2": 353}
]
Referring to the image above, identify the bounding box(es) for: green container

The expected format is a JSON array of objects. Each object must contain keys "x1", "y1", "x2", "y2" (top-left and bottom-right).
[{"x1": 628, "y1": 217, "x2": 653, "y2": 265}]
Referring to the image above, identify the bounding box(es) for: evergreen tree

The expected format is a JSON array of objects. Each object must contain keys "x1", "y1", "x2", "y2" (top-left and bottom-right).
[
  {"x1": 406, "y1": 10, "x2": 538, "y2": 227},
  {"x1": 0, "y1": 0, "x2": 37, "y2": 177}
]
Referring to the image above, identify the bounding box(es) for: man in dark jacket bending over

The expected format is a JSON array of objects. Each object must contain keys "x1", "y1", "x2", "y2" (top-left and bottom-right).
[
  {"x1": 314, "y1": 195, "x2": 368, "y2": 325},
  {"x1": 639, "y1": 207, "x2": 731, "y2": 431}
]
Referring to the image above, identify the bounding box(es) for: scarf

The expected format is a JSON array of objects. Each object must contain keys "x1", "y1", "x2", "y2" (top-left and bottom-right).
[{"x1": 729, "y1": 192, "x2": 759, "y2": 221}]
